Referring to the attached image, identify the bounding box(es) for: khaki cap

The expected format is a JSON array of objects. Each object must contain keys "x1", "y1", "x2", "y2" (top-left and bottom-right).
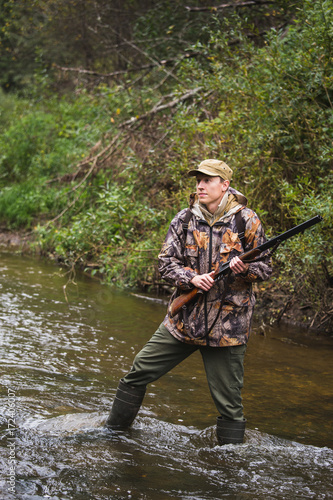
[{"x1": 188, "y1": 159, "x2": 233, "y2": 181}]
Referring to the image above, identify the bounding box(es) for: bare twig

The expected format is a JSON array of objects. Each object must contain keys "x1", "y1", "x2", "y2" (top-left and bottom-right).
[
  {"x1": 47, "y1": 164, "x2": 95, "y2": 225},
  {"x1": 309, "y1": 311, "x2": 319, "y2": 329},
  {"x1": 275, "y1": 277, "x2": 306, "y2": 324}
]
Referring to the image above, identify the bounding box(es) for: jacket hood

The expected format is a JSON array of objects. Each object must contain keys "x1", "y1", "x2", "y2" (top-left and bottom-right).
[{"x1": 190, "y1": 187, "x2": 248, "y2": 225}]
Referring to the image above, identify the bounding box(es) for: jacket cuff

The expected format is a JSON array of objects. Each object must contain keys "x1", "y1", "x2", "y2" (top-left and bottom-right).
[
  {"x1": 243, "y1": 264, "x2": 259, "y2": 283},
  {"x1": 179, "y1": 270, "x2": 197, "y2": 289}
]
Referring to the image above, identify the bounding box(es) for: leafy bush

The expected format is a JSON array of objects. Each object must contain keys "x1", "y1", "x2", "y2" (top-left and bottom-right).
[
  {"x1": 0, "y1": 181, "x2": 60, "y2": 228},
  {"x1": 35, "y1": 180, "x2": 169, "y2": 287}
]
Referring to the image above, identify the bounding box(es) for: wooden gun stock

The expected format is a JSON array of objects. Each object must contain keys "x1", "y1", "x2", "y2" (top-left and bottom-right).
[{"x1": 169, "y1": 287, "x2": 200, "y2": 317}]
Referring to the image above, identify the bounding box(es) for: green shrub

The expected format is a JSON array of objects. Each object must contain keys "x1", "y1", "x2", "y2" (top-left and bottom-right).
[
  {"x1": 35, "y1": 180, "x2": 169, "y2": 287},
  {"x1": 0, "y1": 181, "x2": 60, "y2": 228}
]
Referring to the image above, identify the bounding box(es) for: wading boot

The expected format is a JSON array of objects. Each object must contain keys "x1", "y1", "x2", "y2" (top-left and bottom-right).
[
  {"x1": 216, "y1": 417, "x2": 246, "y2": 445},
  {"x1": 105, "y1": 380, "x2": 146, "y2": 430}
]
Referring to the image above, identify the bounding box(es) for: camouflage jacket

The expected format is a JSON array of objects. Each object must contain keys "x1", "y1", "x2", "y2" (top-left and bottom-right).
[{"x1": 158, "y1": 188, "x2": 272, "y2": 347}]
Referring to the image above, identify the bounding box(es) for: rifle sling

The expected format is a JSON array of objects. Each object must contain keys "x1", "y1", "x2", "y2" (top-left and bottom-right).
[
  {"x1": 235, "y1": 210, "x2": 246, "y2": 250},
  {"x1": 206, "y1": 270, "x2": 232, "y2": 339}
]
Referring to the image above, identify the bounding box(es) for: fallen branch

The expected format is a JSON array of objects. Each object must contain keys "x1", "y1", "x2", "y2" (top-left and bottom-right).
[
  {"x1": 120, "y1": 87, "x2": 204, "y2": 128},
  {"x1": 45, "y1": 133, "x2": 125, "y2": 186},
  {"x1": 53, "y1": 52, "x2": 199, "y2": 79},
  {"x1": 185, "y1": 1, "x2": 274, "y2": 12}
]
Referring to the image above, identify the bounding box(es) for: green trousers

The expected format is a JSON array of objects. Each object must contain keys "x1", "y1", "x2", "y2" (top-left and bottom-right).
[{"x1": 123, "y1": 323, "x2": 246, "y2": 421}]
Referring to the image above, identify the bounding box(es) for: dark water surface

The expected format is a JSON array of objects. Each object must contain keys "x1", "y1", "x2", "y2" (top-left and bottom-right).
[{"x1": 0, "y1": 250, "x2": 332, "y2": 499}]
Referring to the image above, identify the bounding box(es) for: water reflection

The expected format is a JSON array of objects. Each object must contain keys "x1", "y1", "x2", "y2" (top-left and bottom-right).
[{"x1": 0, "y1": 251, "x2": 332, "y2": 499}]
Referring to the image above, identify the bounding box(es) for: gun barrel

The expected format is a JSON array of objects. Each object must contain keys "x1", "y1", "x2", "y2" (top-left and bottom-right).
[{"x1": 259, "y1": 215, "x2": 323, "y2": 252}]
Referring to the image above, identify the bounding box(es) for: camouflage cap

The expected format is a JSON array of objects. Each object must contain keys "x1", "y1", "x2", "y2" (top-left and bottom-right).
[{"x1": 188, "y1": 159, "x2": 233, "y2": 181}]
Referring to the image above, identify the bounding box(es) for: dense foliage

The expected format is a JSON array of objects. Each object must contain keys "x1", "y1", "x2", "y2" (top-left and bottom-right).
[{"x1": 0, "y1": 0, "x2": 332, "y2": 332}]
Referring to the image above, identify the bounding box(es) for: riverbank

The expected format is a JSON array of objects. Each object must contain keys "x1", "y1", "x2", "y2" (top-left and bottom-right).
[
  {"x1": 0, "y1": 230, "x2": 33, "y2": 250},
  {"x1": 1, "y1": 230, "x2": 331, "y2": 336}
]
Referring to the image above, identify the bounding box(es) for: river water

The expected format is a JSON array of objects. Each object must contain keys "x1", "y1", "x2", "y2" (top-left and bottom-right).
[{"x1": 0, "y1": 250, "x2": 332, "y2": 499}]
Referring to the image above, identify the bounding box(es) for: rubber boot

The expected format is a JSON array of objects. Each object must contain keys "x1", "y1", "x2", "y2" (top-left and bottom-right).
[
  {"x1": 105, "y1": 380, "x2": 146, "y2": 430},
  {"x1": 216, "y1": 417, "x2": 246, "y2": 445}
]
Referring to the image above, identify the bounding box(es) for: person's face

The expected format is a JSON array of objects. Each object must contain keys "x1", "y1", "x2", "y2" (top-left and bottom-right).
[{"x1": 196, "y1": 174, "x2": 229, "y2": 213}]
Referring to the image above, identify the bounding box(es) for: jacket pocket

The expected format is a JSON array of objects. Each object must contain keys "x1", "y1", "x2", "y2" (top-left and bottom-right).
[
  {"x1": 185, "y1": 245, "x2": 199, "y2": 257},
  {"x1": 219, "y1": 229, "x2": 243, "y2": 261},
  {"x1": 184, "y1": 244, "x2": 199, "y2": 271}
]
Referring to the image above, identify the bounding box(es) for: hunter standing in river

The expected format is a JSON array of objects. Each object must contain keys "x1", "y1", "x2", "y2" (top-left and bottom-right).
[{"x1": 106, "y1": 159, "x2": 272, "y2": 445}]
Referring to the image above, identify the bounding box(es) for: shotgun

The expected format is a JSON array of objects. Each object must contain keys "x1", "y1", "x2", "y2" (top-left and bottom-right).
[{"x1": 169, "y1": 215, "x2": 323, "y2": 317}]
